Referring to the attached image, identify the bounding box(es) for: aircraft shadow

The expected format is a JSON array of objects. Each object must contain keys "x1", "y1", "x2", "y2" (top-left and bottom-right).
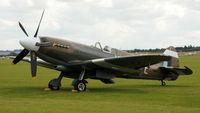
[
  {"x1": 86, "y1": 84, "x2": 191, "y2": 93},
  {"x1": 126, "y1": 84, "x2": 192, "y2": 88},
  {"x1": 87, "y1": 87, "x2": 147, "y2": 94},
  {"x1": 0, "y1": 84, "x2": 192, "y2": 96}
]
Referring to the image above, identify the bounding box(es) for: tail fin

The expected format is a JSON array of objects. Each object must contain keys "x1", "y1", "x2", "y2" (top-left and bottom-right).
[{"x1": 163, "y1": 46, "x2": 179, "y2": 67}]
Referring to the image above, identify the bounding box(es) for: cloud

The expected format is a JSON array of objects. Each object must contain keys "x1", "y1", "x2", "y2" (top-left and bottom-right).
[
  {"x1": 0, "y1": 0, "x2": 11, "y2": 7},
  {"x1": 0, "y1": 0, "x2": 199, "y2": 50}
]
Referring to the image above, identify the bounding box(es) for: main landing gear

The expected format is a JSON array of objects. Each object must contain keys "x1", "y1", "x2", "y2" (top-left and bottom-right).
[
  {"x1": 161, "y1": 80, "x2": 166, "y2": 86},
  {"x1": 72, "y1": 79, "x2": 87, "y2": 92},
  {"x1": 48, "y1": 72, "x2": 64, "y2": 90},
  {"x1": 48, "y1": 69, "x2": 88, "y2": 92},
  {"x1": 72, "y1": 68, "x2": 87, "y2": 92}
]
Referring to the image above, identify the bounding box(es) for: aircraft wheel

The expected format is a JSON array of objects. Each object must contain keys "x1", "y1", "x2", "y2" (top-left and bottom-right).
[
  {"x1": 73, "y1": 80, "x2": 86, "y2": 92},
  {"x1": 161, "y1": 81, "x2": 166, "y2": 86},
  {"x1": 48, "y1": 78, "x2": 61, "y2": 90}
]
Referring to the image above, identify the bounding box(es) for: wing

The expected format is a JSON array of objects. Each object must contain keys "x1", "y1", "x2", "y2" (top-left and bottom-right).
[
  {"x1": 10, "y1": 57, "x2": 71, "y2": 72},
  {"x1": 160, "y1": 66, "x2": 193, "y2": 75},
  {"x1": 16, "y1": 55, "x2": 171, "y2": 74},
  {"x1": 68, "y1": 55, "x2": 171, "y2": 73},
  {"x1": 21, "y1": 57, "x2": 56, "y2": 70}
]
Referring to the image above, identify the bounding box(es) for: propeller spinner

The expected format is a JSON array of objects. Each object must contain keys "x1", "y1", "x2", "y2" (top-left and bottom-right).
[{"x1": 13, "y1": 10, "x2": 45, "y2": 79}]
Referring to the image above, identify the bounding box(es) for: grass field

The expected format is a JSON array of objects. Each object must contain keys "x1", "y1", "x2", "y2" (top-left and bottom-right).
[{"x1": 0, "y1": 55, "x2": 200, "y2": 113}]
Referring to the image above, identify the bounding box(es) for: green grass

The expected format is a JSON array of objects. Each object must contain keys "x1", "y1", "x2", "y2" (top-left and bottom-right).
[{"x1": 0, "y1": 55, "x2": 200, "y2": 113}]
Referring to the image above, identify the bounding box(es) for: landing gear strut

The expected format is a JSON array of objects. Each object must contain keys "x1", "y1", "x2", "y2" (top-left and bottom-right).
[
  {"x1": 48, "y1": 72, "x2": 64, "y2": 90},
  {"x1": 72, "y1": 68, "x2": 87, "y2": 92},
  {"x1": 161, "y1": 80, "x2": 166, "y2": 86}
]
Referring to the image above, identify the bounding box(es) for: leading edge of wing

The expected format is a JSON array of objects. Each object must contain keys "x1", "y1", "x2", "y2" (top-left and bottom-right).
[
  {"x1": 91, "y1": 58, "x2": 137, "y2": 73},
  {"x1": 20, "y1": 57, "x2": 56, "y2": 70}
]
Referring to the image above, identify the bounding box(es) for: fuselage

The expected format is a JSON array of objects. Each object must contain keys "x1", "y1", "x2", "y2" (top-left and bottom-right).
[{"x1": 37, "y1": 36, "x2": 130, "y2": 66}]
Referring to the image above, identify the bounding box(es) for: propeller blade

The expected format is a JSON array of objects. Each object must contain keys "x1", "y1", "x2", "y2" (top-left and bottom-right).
[
  {"x1": 19, "y1": 22, "x2": 29, "y2": 37},
  {"x1": 13, "y1": 49, "x2": 29, "y2": 64},
  {"x1": 34, "y1": 10, "x2": 45, "y2": 37},
  {"x1": 30, "y1": 51, "x2": 37, "y2": 79}
]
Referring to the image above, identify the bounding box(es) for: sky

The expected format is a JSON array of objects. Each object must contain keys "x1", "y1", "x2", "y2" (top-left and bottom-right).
[{"x1": 0, "y1": 0, "x2": 200, "y2": 50}]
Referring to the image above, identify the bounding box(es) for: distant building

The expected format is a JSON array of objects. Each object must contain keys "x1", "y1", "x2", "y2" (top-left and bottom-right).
[
  {"x1": 0, "y1": 49, "x2": 22, "y2": 56},
  {"x1": 187, "y1": 52, "x2": 197, "y2": 56}
]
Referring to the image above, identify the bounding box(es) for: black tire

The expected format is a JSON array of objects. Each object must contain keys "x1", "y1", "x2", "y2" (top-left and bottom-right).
[
  {"x1": 73, "y1": 80, "x2": 86, "y2": 92},
  {"x1": 48, "y1": 79, "x2": 61, "y2": 90},
  {"x1": 162, "y1": 81, "x2": 166, "y2": 86},
  {"x1": 48, "y1": 84, "x2": 60, "y2": 90}
]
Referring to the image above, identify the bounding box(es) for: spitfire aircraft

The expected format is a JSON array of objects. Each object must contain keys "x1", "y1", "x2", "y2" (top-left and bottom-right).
[{"x1": 13, "y1": 11, "x2": 193, "y2": 92}]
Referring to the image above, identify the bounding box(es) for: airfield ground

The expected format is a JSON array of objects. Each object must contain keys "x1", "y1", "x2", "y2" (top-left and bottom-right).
[{"x1": 0, "y1": 55, "x2": 200, "y2": 113}]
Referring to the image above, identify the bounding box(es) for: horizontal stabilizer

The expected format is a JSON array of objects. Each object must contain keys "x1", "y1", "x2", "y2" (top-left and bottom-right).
[{"x1": 160, "y1": 66, "x2": 193, "y2": 75}]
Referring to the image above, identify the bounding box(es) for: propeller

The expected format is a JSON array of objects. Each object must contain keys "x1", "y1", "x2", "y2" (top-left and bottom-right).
[{"x1": 13, "y1": 10, "x2": 45, "y2": 79}]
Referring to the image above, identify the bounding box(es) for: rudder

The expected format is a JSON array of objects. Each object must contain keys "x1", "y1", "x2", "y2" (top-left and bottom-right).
[{"x1": 163, "y1": 46, "x2": 179, "y2": 67}]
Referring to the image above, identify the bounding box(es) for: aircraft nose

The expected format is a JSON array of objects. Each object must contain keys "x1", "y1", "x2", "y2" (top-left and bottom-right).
[{"x1": 19, "y1": 38, "x2": 40, "y2": 51}]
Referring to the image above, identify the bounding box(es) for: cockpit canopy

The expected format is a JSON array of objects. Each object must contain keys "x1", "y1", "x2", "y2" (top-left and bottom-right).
[
  {"x1": 92, "y1": 42, "x2": 130, "y2": 56},
  {"x1": 103, "y1": 45, "x2": 112, "y2": 52},
  {"x1": 93, "y1": 42, "x2": 112, "y2": 53}
]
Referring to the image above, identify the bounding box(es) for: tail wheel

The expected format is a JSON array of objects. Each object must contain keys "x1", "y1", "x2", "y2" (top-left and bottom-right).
[{"x1": 161, "y1": 80, "x2": 166, "y2": 86}]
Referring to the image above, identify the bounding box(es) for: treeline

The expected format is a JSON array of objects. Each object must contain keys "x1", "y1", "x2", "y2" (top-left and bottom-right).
[{"x1": 126, "y1": 45, "x2": 200, "y2": 53}]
